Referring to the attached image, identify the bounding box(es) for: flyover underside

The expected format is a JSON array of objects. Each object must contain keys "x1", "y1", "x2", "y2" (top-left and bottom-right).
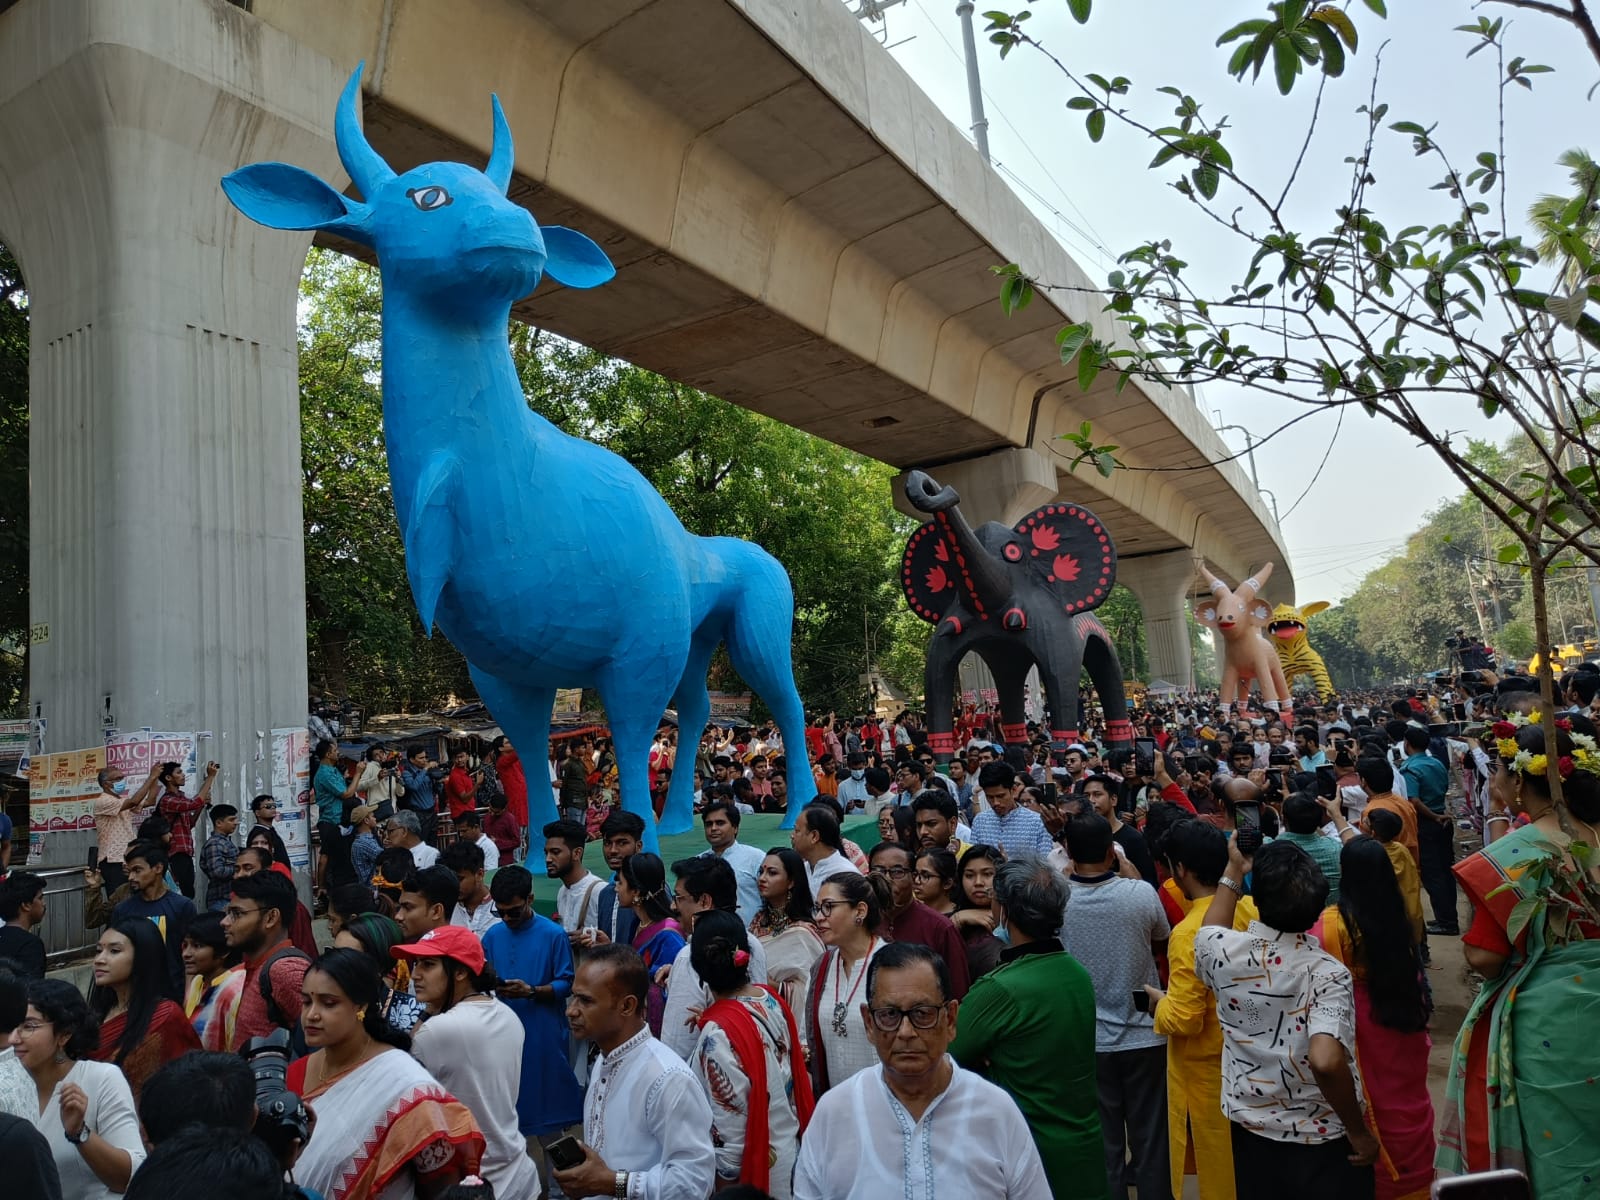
[{"x1": 261, "y1": 0, "x2": 1289, "y2": 590}]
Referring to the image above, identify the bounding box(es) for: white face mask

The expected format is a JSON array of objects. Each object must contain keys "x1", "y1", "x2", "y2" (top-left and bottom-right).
[{"x1": 850, "y1": 769, "x2": 865, "y2": 781}]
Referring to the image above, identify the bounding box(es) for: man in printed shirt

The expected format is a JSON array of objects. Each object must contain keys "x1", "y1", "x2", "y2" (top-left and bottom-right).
[{"x1": 1193, "y1": 838, "x2": 1377, "y2": 1200}]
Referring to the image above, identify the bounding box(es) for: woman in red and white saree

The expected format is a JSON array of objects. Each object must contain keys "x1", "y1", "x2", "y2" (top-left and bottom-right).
[{"x1": 288, "y1": 949, "x2": 484, "y2": 1200}]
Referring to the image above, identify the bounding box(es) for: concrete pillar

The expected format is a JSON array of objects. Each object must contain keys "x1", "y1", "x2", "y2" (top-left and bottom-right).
[
  {"x1": 1118, "y1": 549, "x2": 1202, "y2": 689},
  {"x1": 892, "y1": 446, "x2": 1057, "y2": 528},
  {"x1": 0, "y1": 0, "x2": 343, "y2": 808}
]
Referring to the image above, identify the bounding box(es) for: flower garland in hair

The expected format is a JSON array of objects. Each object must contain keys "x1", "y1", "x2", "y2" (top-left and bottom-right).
[{"x1": 1490, "y1": 711, "x2": 1597, "y2": 780}]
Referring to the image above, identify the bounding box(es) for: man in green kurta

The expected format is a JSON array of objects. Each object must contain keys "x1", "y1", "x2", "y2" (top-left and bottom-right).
[{"x1": 949, "y1": 856, "x2": 1109, "y2": 1199}]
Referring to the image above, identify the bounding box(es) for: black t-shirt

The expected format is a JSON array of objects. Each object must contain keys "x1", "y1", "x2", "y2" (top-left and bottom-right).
[
  {"x1": 0, "y1": 925, "x2": 45, "y2": 980},
  {"x1": 0, "y1": 1114, "x2": 62, "y2": 1200},
  {"x1": 1114, "y1": 822, "x2": 1158, "y2": 886},
  {"x1": 318, "y1": 820, "x2": 357, "y2": 887}
]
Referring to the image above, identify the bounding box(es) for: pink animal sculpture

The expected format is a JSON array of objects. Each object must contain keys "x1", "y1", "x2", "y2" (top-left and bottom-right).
[{"x1": 1193, "y1": 558, "x2": 1291, "y2": 715}]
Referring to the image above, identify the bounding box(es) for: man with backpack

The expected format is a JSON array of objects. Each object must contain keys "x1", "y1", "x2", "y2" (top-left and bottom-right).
[{"x1": 221, "y1": 870, "x2": 309, "y2": 1051}]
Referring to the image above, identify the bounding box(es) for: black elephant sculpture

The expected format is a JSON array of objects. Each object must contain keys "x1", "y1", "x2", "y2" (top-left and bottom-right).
[{"x1": 899, "y1": 470, "x2": 1134, "y2": 761}]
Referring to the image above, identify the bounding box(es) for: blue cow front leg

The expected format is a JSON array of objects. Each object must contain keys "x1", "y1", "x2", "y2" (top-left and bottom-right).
[
  {"x1": 598, "y1": 673, "x2": 675, "y2": 855},
  {"x1": 469, "y1": 667, "x2": 556, "y2": 866}
]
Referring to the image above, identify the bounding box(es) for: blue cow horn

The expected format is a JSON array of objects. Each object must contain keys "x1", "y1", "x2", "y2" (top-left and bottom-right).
[{"x1": 336, "y1": 62, "x2": 397, "y2": 201}]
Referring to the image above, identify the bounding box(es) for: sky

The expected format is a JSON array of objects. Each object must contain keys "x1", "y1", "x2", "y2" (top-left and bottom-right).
[{"x1": 850, "y1": 0, "x2": 1595, "y2": 601}]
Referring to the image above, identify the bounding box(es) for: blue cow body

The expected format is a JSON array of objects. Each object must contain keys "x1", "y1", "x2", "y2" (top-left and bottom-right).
[{"x1": 224, "y1": 65, "x2": 815, "y2": 853}]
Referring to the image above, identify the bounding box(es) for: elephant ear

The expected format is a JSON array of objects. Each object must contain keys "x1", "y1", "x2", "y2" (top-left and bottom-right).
[
  {"x1": 1012, "y1": 502, "x2": 1117, "y2": 615},
  {"x1": 901, "y1": 521, "x2": 960, "y2": 623}
]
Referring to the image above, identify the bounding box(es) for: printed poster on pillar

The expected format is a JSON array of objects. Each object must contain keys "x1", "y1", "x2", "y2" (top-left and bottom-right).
[
  {"x1": 103, "y1": 730, "x2": 199, "y2": 812},
  {"x1": 26, "y1": 746, "x2": 106, "y2": 863},
  {"x1": 270, "y1": 727, "x2": 313, "y2": 870}
]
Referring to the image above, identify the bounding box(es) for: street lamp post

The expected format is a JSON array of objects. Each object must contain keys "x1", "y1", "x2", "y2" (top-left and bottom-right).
[{"x1": 954, "y1": 2, "x2": 992, "y2": 163}]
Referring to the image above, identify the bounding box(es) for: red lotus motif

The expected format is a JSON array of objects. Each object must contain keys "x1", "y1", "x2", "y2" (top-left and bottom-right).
[
  {"x1": 1031, "y1": 525, "x2": 1061, "y2": 551},
  {"x1": 934, "y1": 539, "x2": 950, "y2": 562},
  {"x1": 1053, "y1": 554, "x2": 1081, "y2": 582},
  {"x1": 925, "y1": 564, "x2": 950, "y2": 592}
]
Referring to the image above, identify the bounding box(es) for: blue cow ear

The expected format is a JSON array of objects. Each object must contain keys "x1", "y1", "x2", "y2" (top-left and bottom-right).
[
  {"x1": 540, "y1": 226, "x2": 615, "y2": 289},
  {"x1": 222, "y1": 163, "x2": 374, "y2": 245}
]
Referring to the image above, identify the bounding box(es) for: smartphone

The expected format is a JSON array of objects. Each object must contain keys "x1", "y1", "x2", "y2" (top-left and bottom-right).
[
  {"x1": 86, "y1": 846, "x2": 101, "y2": 871},
  {"x1": 1431, "y1": 1169, "x2": 1531, "y2": 1199},
  {"x1": 1131, "y1": 989, "x2": 1150, "y2": 1014},
  {"x1": 1453, "y1": 702, "x2": 1468, "y2": 721},
  {"x1": 1235, "y1": 801, "x2": 1261, "y2": 833},
  {"x1": 545, "y1": 1135, "x2": 586, "y2": 1172},
  {"x1": 1316, "y1": 765, "x2": 1338, "y2": 800},
  {"x1": 1235, "y1": 826, "x2": 1264, "y2": 855},
  {"x1": 1134, "y1": 738, "x2": 1156, "y2": 776},
  {"x1": 1042, "y1": 782, "x2": 1058, "y2": 805}
]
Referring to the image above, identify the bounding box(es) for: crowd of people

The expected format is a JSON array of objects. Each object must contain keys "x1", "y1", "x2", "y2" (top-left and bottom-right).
[{"x1": 1, "y1": 669, "x2": 1598, "y2": 1198}]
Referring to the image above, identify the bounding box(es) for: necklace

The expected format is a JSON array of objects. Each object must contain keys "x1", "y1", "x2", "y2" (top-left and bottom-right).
[{"x1": 831, "y1": 941, "x2": 874, "y2": 1038}]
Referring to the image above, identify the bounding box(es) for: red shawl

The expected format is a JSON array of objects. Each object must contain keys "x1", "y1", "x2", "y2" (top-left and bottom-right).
[
  {"x1": 697, "y1": 985, "x2": 815, "y2": 1192},
  {"x1": 93, "y1": 998, "x2": 202, "y2": 1101}
]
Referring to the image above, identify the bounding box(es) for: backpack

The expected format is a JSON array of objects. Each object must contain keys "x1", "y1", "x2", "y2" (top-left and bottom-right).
[{"x1": 258, "y1": 944, "x2": 312, "y2": 1057}]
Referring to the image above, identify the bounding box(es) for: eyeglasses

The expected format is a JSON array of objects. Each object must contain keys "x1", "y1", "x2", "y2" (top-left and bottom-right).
[
  {"x1": 868, "y1": 1004, "x2": 945, "y2": 1032},
  {"x1": 490, "y1": 905, "x2": 530, "y2": 919},
  {"x1": 16, "y1": 1020, "x2": 51, "y2": 1035},
  {"x1": 911, "y1": 871, "x2": 939, "y2": 883},
  {"x1": 222, "y1": 905, "x2": 261, "y2": 921},
  {"x1": 869, "y1": 865, "x2": 911, "y2": 880},
  {"x1": 812, "y1": 899, "x2": 855, "y2": 918}
]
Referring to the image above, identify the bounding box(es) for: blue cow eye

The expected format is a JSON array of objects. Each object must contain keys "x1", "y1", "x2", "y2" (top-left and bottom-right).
[{"x1": 406, "y1": 186, "x2": 453, "y2": 211}]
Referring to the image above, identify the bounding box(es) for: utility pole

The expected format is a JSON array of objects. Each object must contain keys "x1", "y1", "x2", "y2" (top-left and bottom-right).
[{"x1": 954, "y1": 2, "x2": 992, "y2": 162}]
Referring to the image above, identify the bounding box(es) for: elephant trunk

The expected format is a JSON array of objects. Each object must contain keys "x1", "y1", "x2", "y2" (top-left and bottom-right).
[{"x1": 937, "y1": 504, "x2": 1013, "y2": 618}]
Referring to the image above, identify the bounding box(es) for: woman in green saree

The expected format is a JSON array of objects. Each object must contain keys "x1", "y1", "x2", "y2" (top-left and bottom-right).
[{"x1": 1437, "y1": 715, "x2": 1600, "y2": 1199}]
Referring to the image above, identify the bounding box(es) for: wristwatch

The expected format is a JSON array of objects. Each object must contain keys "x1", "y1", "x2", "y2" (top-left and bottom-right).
[
  {"x1": 65, "y1": 1125, "x2": 90, "y2": 1146},
  {"x1": 1217, "y1": 874, "x2": 1244, "y2": 895},
  {"x1": 614, "y1": 1169, "x2": 630, "y2": 1199}
]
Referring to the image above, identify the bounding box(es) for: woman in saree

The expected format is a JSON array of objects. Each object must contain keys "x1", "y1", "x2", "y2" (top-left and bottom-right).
[
  {"x1": 89, "y1": 917, "x2": 201, "y2": 1100},
  {"x1": 617, "y1": 851, "x2": 684, "y2": 1036},
  {"x1": 287, "y1": 948, "x2": 484, "y2": 1200},
  {"x1": 748, "y1": 848, "x2": 824, "y2": 1026},
  {"x1": 689, "y1": 910, "x2": 813, "y2": 1199},
  {"x1": 1312, "y1": 835, "x2": 1434, "y2": 1200},
  {"x1": 180, "y1": 910, "x2": 245, "y2": 1051},
  {"x1": 1437, "y1": 717, "x2": 1600, "y2": 1199}
]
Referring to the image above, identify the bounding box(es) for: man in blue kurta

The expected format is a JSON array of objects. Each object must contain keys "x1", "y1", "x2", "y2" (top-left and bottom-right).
[{"x1": 480, "y1": 864, "x2": 584, "y2": 1142}]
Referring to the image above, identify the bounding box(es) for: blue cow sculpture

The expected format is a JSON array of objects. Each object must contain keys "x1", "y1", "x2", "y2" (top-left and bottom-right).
[{"x1": 222, "y1": 65, "x2": 816, "y2": 852}]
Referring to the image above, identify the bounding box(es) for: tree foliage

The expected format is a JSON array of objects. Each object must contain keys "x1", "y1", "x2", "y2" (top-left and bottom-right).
[
  {"x1": 299, "y1": 250, "x2": 920, "y2": 716},
  {"x1": 0, "y1": 244, "x2": 27, "y2": 716}
]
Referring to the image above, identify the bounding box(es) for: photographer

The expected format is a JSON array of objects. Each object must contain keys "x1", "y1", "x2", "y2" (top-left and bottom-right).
[{"x1": 137, "y1": 1049, "x2": 311, "y2": 1193}]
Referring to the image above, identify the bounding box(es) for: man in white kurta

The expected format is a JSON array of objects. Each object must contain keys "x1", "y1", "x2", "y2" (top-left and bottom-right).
[
  {"x1": 556, "y1": 946, "x2": 715, "y2": 1200},
  {"x1": 794, "y1": 942, "x2": 1049, "y2": 1200}
]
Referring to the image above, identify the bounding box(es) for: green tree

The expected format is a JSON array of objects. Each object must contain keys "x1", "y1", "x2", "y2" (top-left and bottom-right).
[
  {"x1": 0, "y1": 244, "x2": 28, "y2": 715},
  {"x1": 1531, "y1": 149, "x2": 1600, "y2": 288}
]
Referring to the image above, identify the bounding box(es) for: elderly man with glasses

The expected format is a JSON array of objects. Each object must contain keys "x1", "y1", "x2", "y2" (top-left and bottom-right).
[{"x1": 795, "y1": 942, "x2": 1049, "y2": 1200}]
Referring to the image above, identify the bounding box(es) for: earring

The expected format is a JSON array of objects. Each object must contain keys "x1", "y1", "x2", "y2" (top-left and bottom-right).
[
  {"x1": 855, "y1": 916, "x2": 863, "y2": 925},
  {"x1": 53, "y1": 1050, "x2": 67, "y2": 1064},
  {"x1": 357, "y1": 1007, "x2": 368, "y2": 1020}
]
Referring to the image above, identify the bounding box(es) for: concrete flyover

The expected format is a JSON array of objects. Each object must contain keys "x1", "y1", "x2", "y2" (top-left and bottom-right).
[{"x1": 0, "y1": 0, "x2": 1291, "y2": 768}]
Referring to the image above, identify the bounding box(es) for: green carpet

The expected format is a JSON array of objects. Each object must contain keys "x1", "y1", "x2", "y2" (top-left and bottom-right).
[{"x1": 526, "y1": 812, "x2": 880, "y2": 918}]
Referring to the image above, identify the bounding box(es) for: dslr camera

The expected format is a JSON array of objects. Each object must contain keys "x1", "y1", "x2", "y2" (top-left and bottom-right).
[{"x1": 240, "y1": 1029, "x2": 311, "y2": 1167}]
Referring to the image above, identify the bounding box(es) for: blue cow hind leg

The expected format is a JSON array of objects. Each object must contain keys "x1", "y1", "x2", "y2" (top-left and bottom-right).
[
  {"x1": 660, "y1": 626, "x2": 723, "y2": 836},
  {"x1": 721, "y1": 550, "x2": 815, "y2": 828},
  {"x1": 469, "y1": 667, "x2": 557, "y2": 867}
]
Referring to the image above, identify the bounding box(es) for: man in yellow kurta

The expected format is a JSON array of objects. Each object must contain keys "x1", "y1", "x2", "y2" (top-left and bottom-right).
[{"x1": 1144, "y1": 820, "x2": 1258, "y2": 1200}]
